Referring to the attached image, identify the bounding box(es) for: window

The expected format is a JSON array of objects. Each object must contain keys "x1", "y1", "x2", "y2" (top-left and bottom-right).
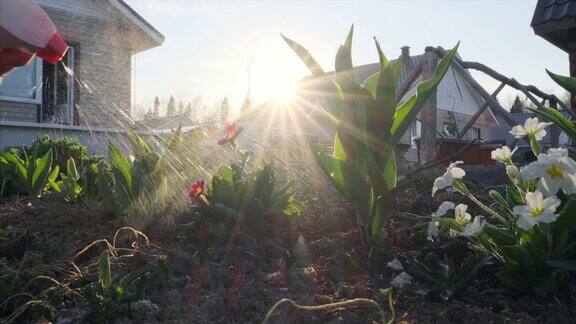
[
  {"x1": 42, "y1": 46, "x2": 76, "y2": 124},
  {"x1": 0, "y1": 57, "x2": 42, "y2": 103},
  {"x1": 410, "y1": 120, "x2": 421, "y2": 148},
  {"x1": 468, "y1": 127, "x2": 481, "y2": 140},
  {"x1": 443, "y1": 122, "x2": 457, "y2": 137}
]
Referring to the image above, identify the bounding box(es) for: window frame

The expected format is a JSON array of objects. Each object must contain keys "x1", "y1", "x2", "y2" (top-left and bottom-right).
[
  {"x1": 443, "y1": 122, "x2": 457, "y2": 137},
  {"x1": 0, "y1": 57, "x2": 43, "y2": 104}
]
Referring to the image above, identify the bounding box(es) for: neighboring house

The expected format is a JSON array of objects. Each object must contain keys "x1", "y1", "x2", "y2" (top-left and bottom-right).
[
  {"x1": 531, "y1": 0, "x2": 576, "y2": 110},
  {"x1": 491, "y1": 112, "x2": 573, "y2": 163},
  {"x1": 134, "y1": 114, "x2": 197, "y2": 133},
  {"x1": 239, "y1": 46, "x2": 500, "y2": 165},
  {"x1": 0, "y1": 0, "x2": 163, "y2": 153}
]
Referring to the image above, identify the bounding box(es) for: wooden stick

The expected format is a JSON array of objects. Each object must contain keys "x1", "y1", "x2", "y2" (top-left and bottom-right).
[{"x1": 459, "y1": 83, "x2": 505, "y2": 138}]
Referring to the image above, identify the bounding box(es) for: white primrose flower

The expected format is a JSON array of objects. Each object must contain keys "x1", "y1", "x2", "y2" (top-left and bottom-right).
[
  {"x1": 391, "y1": 271, "x2": 413, "y2": 288},
  {"x1": 128, "y1": 155, "x2": 135, "y2": 163},
  {"x1": 491, "y1": 146, "x2": 517, "y2": 164},
  {"x1": 454, "y1": 204, "x2": 471, "y2": 222},
  {"x1": 513, "y1": 191, "x2": 561, "y2": 230},
  {"x1": 509, "y1": 117, "x2": 553, "y2": 140},
  {"x1": 459, "y1": 216, "x2": 486, "y2": 237},
  {"x1": 432, "y1": 161, "x2": 466, "y2": 196},
  {"x1": 386, "y1": 258, "x2": 404, "y2": 271},
  {"x1": 433, "y1": 201, "x2": 455, "y2": 217},
  {"x1": 520, "y1": 148, "x2": 576, "y2": 195}
]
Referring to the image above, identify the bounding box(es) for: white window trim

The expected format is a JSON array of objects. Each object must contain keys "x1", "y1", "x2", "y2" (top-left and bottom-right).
[{"x1": 0, "y1": 57, "x2": 43, "y2": 105}]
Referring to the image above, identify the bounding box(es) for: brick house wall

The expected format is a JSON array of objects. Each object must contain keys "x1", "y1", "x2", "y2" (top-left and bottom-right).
[
  {"x1": 0, "y1": 0, "x2": 162, "y2": 128},
  {"x1": 45, "y1": 5, "x2": 133, "y2": 128}
]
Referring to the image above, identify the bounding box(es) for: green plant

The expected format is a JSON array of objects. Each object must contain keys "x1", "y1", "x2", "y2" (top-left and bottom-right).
[
  {"x1": 428, "y1": 71, "x2": 576, "y2": 296},
  {"x1": 78, "y1": 251, "x2": 164, "y2": 323},
  {"x1": 402, "y1": 253, "x2": 489, "y2": 300},
  {"x1": 24, "y1": 135, "x2": 88, "y2": 173},
  {"x1": 51, "y1": 158, "x2": 83, "y2": 202},
  {"x1": 283, "y1": 25, "x2": 459, "y2": 242},
  {"x1": 96, "y1": 131, "x2": 178, "y2": 218},
  {"x1": 0, "y1": 146, "x2": 59, "y2": 197},
  {"x1": 191, "y1": 152, "x2": 303, "y2": 220}
]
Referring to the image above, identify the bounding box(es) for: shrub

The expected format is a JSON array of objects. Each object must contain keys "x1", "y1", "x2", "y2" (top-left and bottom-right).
[{"x1": 24, "y1": 135, "x2": 88, "y2": 173}]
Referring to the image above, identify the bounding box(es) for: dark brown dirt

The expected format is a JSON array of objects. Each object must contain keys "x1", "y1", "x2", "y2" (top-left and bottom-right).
[{"x1": 2, "y1": 193, "x2": 576, "y2": 323}]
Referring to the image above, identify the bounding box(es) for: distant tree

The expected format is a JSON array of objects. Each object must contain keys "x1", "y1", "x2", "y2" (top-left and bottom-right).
[
  {"x1": 178, "y1": 101, "x2": 184, "y2": 114},
  {"x1": 144, "y1": 107, "x2": 153, "y2": 119},
  {"x1": 510, "y1": 95, "x2": 525, "y2": 114},
  {"x1": 166, "y1": 95, "x2": 176, "y2": 116},
  {"x1": 240, "y1": 91, "x2": 254, "y2": 113},
  {"x1": 219, "y1": 97, "x2": 230, "y2": 123},
  {"x1": 184, "y1": 102, "x2": 192, "y2": 116},
  {"x1": 153, "y1": 96, "x2": 160, "y2": 117},
  {"x1": 190, "y1": 96, "x2": 203, "y2": 122}
]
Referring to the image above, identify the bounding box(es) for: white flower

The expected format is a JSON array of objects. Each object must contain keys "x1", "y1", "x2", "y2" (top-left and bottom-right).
[
  {"x1": 432, "y1": 161, "x2": 466, "y2": 196},
  {"x1": 509, "y1": 117, "x2": 553, "y2": 140},
  {"x1": 506, "y1": 165, "x2": 520, "y2": 179},
  {"x1": 459, "y1": 216, "x2": 486, "y2": 237},
  {"x1": 128, "y1": 155, "x2": 135, "y2": 163},
  {"x1": 520, "y1": 148, "x2": 576, "y2": 195},
  {"x1": 391, "y1": 271, "x2": 413, "y2": 288},
  {"x1": 386, "y1": 258, "x2": 404, "y2": 271},
  {"x1": 433, "y1": 201, "x2": 455, "y2": 217},
  {"x1": 427, "y1": 218, "x2": 439, "y2": 241},
  {"x1": 491, "y1": 146, "x2": 516, "y2": 164},
  {"x1": 454, "y1": 204, "x2": 471, "y2": 222},
  {"x1": 513, "y1": 191, "x2": 561, "y2": 230}
]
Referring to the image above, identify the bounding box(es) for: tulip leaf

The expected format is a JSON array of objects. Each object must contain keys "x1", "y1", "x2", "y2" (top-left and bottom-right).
[
  {"x1": 31, "y1": 150, "x2": 53, "y2": 196},
  {"x1": 109, "y1": 143, "x2": 133, "y2": 197},
  {"x1": 281, "y1": 34, "x2": 325, "y2": 78},
  {"x1": 546, "y1": 70, "x2": 576, "y2": 95}
]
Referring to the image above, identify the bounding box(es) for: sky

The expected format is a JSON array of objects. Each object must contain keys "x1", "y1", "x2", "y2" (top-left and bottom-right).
[{"x1": 125, "y1": 0, "x2": 569, "y2": 118}]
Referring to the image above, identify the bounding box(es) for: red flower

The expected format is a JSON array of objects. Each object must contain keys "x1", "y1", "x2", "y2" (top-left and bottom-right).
[
  {"x1": 217, "y1": 121, "x2": 243, "y2": 145},
  {"x1": 188, "y1": 179, "x2": 205, "y2": 199}
]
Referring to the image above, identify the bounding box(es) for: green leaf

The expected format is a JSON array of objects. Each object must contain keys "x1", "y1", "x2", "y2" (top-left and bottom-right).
[
  {"x1": 217, "y1": 165, "x2": 236, "y2": 184},
  {"x1": 31, "y1": 150, "x2": 53, "y2": 196},
  {"x1": 166, "y1": 125, "x2": 184, "y2": 151},
  {"x1": 546, "y1": 70, "x2": 576, "y2": 95},
  {"x1": 108, "y1": 144, "x2": 133, "y2": 197},
  {"x1": 66, "y1": 158, "x2": 79, "y2": 181},
  {"x1": 98, "y1": 251, "x2": 112, "y2": 291},
  {"x1": 0, "y1": 151, "x2": 27, "y2": 182},
  {"x1": 48, "y1": 165, "x2": 60, "y2": 192},
  {"x1": 126, "y1": 131, "x2": 151, "y2": 159},
  {"x1": 281, "y1": 34, "x2": 324, "y2": 77},
  {"x1": 312, "y1": 143, "x2": 372, "y2": 224},
  {"x1": 389, "y1": 42, "x2": 460, "y2": 146},
  {"x1": 335, "y1": 25, "x2": 355, "y2": 88}
]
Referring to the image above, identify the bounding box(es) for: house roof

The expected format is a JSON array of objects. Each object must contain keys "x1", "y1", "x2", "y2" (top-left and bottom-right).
[
  {"x1": 531, "y1": 0, "x2": 576, "y2": 52},
  {"x1": 531, "y1": 0, "x2": 576, "y2": 26},
  {"x1": 134, "y1": 114, "x2": 196, "y2": 131},
  {"x1": 491, "y1": 111, "x2": 572, "y2": 147},
  {"x1": 109, "y1": 0, "x2": 164, "y2": 48}
]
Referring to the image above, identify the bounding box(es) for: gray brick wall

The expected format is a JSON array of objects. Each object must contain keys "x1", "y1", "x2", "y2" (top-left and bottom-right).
[{"x1": 44, "y1": 5, "x2": 133, "y2": 128}]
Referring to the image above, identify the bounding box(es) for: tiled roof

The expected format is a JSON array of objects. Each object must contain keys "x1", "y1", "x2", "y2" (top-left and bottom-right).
[
  {"x1": 320, "y1": 55, "x2": 425, "y2": 92},
  {"x1": 531, "y1": 0, "x2": 576, "y2": 26},
  {"x1": 491, "y1": 111, "x2": 572, "y2": 147}
]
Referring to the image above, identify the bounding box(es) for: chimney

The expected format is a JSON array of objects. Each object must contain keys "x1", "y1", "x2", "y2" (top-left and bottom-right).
[{"x1": 400, "y1": 46, "x2": 412, "y2": 65}]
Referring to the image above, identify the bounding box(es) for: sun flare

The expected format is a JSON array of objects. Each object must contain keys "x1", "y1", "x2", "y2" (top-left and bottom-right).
[{"x1": 271, "y1": 80, "x2": 297, "y2": 106}]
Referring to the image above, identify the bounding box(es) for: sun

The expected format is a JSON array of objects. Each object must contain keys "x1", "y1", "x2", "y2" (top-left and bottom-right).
[{"x1": 271, "y1": 80, "x2": 297, "y2": 106}]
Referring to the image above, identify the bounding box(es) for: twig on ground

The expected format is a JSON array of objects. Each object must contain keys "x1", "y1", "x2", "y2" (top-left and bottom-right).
[{"x1": 262, "y1": 298, "x2": 387, "y2": 323}]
